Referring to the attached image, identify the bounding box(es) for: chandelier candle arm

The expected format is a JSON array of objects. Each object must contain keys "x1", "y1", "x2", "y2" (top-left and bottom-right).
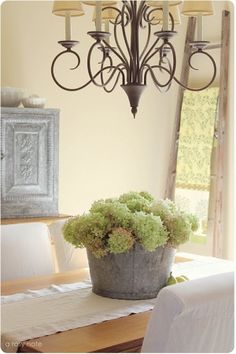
[
  {"x1": 65, "y1": 12, "x2": 71, "y2": 40},
  {"x1": 95, "y1": 1, "x2": 102, "y2": 31},
  {"x1": 105, "y1": 20, "x2": 110, "y2": 44},
  {"x1": 105, "y1": 19, "x2": 109, "y2": 32},
  {"x1": 163, "y1": 1, "x2": 169, "y2": 31},
  {"x1": 197, "y1": 15, "x2": 203, "y2": 41}
]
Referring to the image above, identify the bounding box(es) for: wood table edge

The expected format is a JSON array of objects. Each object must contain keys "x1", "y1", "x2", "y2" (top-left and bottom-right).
[{"x1": 20, "y1": 312, "x2": 152, "y2": 353}]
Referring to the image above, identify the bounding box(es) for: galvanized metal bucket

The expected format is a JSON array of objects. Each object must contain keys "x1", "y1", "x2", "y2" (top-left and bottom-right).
[{"x1": 87, "y1": 244, "x2": 176, "y2": 300}]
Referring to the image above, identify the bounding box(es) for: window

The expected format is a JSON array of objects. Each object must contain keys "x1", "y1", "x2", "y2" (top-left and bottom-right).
[{"x1": 175, "y1": 87, "x2": 219, "y2": 245}]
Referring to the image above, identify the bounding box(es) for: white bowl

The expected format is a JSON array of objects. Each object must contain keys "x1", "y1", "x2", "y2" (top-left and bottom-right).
[
  {"x1": 1, "y1": 87, "x2": 25, "y2": 107},
  {"x1": 22, "y1": 96, "x2": 46, "y2": 109}
]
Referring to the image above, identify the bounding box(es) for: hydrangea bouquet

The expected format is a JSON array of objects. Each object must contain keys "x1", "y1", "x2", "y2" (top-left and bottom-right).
[{"x1": 63, "y1": 191, "x2": 198, "y2": 258}]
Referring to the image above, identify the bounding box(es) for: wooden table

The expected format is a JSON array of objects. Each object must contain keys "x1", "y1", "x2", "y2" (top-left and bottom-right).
[{"x1": 1, "y1": 256, "x2": 191, "y2": 353}]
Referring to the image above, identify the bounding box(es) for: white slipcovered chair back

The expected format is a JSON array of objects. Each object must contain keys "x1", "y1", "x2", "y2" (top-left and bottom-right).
[
  {"x1": 142, "y1": 272, "x2": 234, "y2": 353},
  {"x1": 49, "y1": 219, "x2": 88, "y2": 272},
  {"x1": 1, "y1": 222, "x2": 54, "y2": 281}
]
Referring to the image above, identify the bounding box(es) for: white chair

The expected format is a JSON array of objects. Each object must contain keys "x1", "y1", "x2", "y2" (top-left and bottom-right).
[
  {"x1": 1, "y1": 222, "x2": 54, "y2": 281},
  {"x1": 142, "y1": 272, "x2": 234, "y2": 353},
  {"x1": 48, "y1": 219, "x2": 88, "y2": 272}
]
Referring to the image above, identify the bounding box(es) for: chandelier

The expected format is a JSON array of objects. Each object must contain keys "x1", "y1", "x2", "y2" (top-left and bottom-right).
[{"x1": 51, "y1": 0, "x2": 216, "y2": 117}]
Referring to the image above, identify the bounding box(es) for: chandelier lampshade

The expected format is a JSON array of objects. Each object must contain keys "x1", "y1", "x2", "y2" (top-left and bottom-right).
[
  {"x1": 52, "y1": 1, "x2": 84, "y2": 16},
  {"x1": 82, "y1": 1, "x2": 117, "y2": 6},
  {"x1": 82, "y1": 1, "x2": 117, "y2": 31},
  {"x1": 152, "y1": 5, "x2": 181, "y2": 25},
  {"x1": 92, "y1": 7, "x2": 118, "y2": 22},
  {"x1": 181, "y1": 1, "x2": 214, "y2": 43},
  {"x1": 181, "y1": 1, "x2": 214, "y2": 16},
  {"x1": 146, "y1": 1, "x2": 182, "y2": 7},
  {"x1": 51, "y1": 0, "x2": 217, "y2": 118},
  {"x1": 169, "y1": 5, "x2": 181, "y2": 24},
  {"x1": 52, "y1": 1, "x2": 85, "y2": 41},
  {"x1": 92, "y1": 4, "x2": 118, "y2": 42}
]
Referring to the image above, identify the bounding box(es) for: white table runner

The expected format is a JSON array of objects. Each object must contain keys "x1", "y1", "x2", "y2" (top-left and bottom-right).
[
  {"x1": 1, "y1": 255, "x2": 234, "y2": 353},
  {"x1": 1, "y1": 280, "x2": 157, "y2": 353}
]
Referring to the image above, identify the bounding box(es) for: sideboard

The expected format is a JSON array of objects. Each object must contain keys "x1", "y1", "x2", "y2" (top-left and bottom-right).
[
  {"x1": 1, "y1": 107, "x2": 59, "y2": 218},
  {"x1": 0, "y1": 215, "x2": 70, "y2": 226}
]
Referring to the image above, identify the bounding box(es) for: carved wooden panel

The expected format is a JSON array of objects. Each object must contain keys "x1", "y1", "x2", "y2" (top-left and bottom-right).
[{"x1": 1, "y1": 107, "x2": 59, "y2": 218}]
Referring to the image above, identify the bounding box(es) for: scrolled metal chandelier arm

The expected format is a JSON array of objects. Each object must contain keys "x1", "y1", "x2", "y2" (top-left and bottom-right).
[
  {"x1": 87, "y1": 42, "x2": 126, "y2": 87},
  {"x1": 111, "y1": 15, "x2": 130, "y2": 66},
  {"x1": 51, "y1": 48, "x2": 93, "y2": 91},
  {"x1": 173, "y1": 49, "x2": 217, "y2": 91},
  {"x1": 139, "y1": 22, "x2": 152, "y2": 59},
  {"x1": 143, "y1": 63, "x2": 174, "y2": 88},
  {"x1": 51, "y1": 44, "x2": 125, "y2": 91},
  {"x1": 51, "y1": 0, "x2": 217, "y2": 117},
  {"x1": 121, "y1": 4, "x2": 135, "y2": 77},
  {"x1": 100, "y1": 62, "x2": 126, "y2": 93},
  {"x1": 143, "y1": 48, "x2": 217, "y2": 93},
  {"x1": 140, "y1": 39, "x2": 162, "y2": 68}
]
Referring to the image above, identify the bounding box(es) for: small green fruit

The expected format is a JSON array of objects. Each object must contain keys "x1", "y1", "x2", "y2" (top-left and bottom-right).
[
  {"x1": 176, "y1": 276, "x2": 186, "y2": 283},
  {"x1": 166, "y1": 272, "x2": 177, "y2": 286},
  {"x1": 176, "y1": 275, "x2": 189, "y2": 283}
]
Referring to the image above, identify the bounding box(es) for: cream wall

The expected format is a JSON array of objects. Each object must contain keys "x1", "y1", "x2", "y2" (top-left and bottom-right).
[
  {"x1": 1, "y1": 0, "x2": 180, "y2": 215},
  {"x1": 1, "y1": 1, "x2": 234, "y2": 259}
]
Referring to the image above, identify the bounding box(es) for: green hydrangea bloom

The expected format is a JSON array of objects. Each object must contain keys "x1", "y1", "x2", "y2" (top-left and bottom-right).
[
  {"x1": 151, "y1": 198, "x2": 180, "y2": 217},
  {"x1": 119, "y1": 191, "x2": 151, "y2": 213},
  {"x1": 150, "y1": 199, "x2": 199, "y2": 247},
  {"x1": 165, "y1": 213, "x2": 192, "y2": 246},
  {"x1": 90, "y1": 200, "x2": 132, "y2": 230},
  {"x1": 63, "y1": 216, "x2": 82, "y2": 247},
  {"x1": 132, "y1": 212, "x2": 168, "y2": 251},
  {"x1": 87, "y1": 243, "x2": 108, "y2": 258},
  {"x1": 63, "y1": 192, "x2": 199, "y2": 257},
  {"x1": 63, "y1": 213, "x2": 108, "y2": 258},
  {"x1": 139, "y1": 191, "x2": 155, "y2": 202},
  {"x1": 108, "y1": 228, "x2": 134, "y2": 254},
  {"x1": 151, "y1": 200, "x2": 172, "y2": 220}
]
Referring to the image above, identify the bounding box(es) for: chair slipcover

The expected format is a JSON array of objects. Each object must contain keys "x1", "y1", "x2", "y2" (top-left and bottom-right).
[
  {"x1": 1, "y1": 223, "x2": 54, "y2": 281},
  {"x1": 142, "y1": 272, "x2": 234, "y2": 353},
  {"x1": 49, "y1": 219, "x2": 88, "y2": 272}
]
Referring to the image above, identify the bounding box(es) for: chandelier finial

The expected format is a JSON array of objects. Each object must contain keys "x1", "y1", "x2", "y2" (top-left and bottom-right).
[{"x1": 121, "y1": 84, "x2": 146, "y2": 119}]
